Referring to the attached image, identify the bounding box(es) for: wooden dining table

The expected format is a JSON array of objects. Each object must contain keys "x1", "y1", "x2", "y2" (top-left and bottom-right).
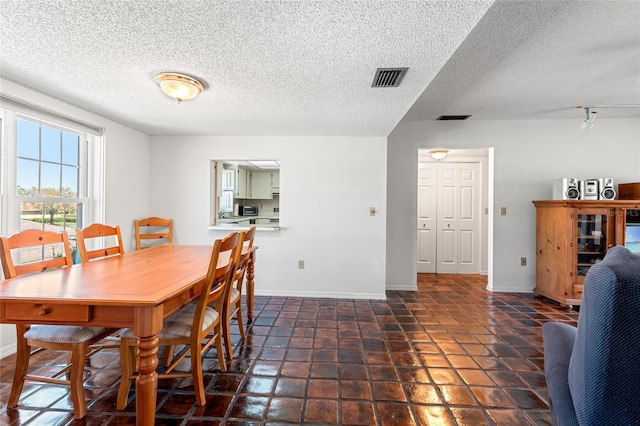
[{"x1": 0, "y1": 244, "x2": 231, "y2": 426}]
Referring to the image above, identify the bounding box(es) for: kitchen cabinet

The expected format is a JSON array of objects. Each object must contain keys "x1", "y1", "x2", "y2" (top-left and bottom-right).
[
  {"x1": 222, "y1": 169, "x2": 235, "y2": 191},
  {"x1": 271, "y1": 172, "x2": 280, "y2": 190},
  {"x1": 533, "y1": 200, "x2": 640, "y2": 307},
  {"x1": 248, "y1": 172, "x2": 273, "y2": 199},
  {"x1": 236, "y1": 167, "x2": 248, "y2": 198}
]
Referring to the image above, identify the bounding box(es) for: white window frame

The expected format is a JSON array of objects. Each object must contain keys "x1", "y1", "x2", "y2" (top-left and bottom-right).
[{"x1": 0, "y1": 109, "x2": 105, "y2": 240}]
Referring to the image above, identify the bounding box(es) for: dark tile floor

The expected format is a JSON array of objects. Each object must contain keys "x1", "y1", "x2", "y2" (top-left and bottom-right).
[{"x1": 0, "y1": 274, "x2": 579, "y2": 425}]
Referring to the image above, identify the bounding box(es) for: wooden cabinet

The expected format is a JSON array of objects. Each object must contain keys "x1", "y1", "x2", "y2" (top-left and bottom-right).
[
  {"x1": 248, "y1": 172, "x2": 272, "y2": 199},
  {"x1": 533, "y1": 200, "x2": 640, "y2": 307},
  {"x1": 619, "y1": 182, "x2": 640, "y2": 200}
]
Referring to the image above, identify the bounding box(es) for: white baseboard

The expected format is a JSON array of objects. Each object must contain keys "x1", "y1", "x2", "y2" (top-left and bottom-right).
[
  {"x1": 254, "y1": 289, "x2": 387, "y2": 300},
  {"x1": 0, "y1": 342, "x2": 17, "y2": 359},
  {"x1": 490, "y1": 286, "x2": 535, "y2": 293},
  {"x1": 385, "y1": 283, "x2": 418, "y2": 291}
]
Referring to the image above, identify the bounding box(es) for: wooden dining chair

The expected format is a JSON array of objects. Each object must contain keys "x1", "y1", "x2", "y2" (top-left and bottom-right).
[
  {"x1": 75, "y1": 223, "x2": 125, "y2": 263},
  {"x1": 0, "y1": 229, "x2": 116, "y2": 419},
  {"x1": 116, "y1": 231, "x2": 242, "y2": 409},
  {"x1": 134, "y1": 216, "x2": 173, "y2": 250},
  {"x1": 222, "y1": 226, "x2": 256, "y2": 360}
]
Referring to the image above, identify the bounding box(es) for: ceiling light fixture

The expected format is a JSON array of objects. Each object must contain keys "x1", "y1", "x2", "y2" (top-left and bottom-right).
[
  {"x1": 155, "y1": 72, "x2": 203, "y2": 103},
  {"x1": 576, "y1": 104, "x2": 640, "y2": 130},
  {"x1": 581, "y1": 107, "x2": 597, "y2": 130},
  {"x1": 429, "y1": 149, "x2": 449, "y2": 161}
]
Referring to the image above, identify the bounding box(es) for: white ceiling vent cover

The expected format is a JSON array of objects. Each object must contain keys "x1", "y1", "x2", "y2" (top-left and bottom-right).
[{"x1": 372, "y1": 68, "x2": 408, "y2": 88}]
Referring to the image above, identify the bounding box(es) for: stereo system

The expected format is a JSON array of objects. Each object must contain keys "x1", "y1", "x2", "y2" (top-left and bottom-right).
[{"x1": 552, "y1": 178, "x2": 616, "y2": 200}]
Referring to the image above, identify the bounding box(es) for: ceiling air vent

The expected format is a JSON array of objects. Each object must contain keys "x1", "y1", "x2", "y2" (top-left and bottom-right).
[
  {"x1": 372, "y1": 68, "x2": 408, "y2": 88},
  {"x1": 437, "y1": 115, "x2": 471, "y2": 120}
]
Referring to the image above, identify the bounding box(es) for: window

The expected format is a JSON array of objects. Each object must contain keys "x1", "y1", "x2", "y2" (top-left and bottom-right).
[
  {"x1": 1, "y1": 109, "x2": 104, "y2": 264},
  {"x1": 15, "y1": 117, "x2": 88, "y2": 258},
  {"x1": 210, "y1": 160, "x2": 280, "y2": 228}
]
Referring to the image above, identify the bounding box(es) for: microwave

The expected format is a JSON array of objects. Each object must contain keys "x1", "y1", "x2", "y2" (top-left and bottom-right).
[{"x1": 240, "y1": 206, "x2": 258, "y2": 216}]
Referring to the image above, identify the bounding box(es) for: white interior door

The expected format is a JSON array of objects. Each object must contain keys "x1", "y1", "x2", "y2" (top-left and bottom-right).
[
  {"x1": 417, "y1": 164, "x2": 436, "y2": 273},
  {"x1": 418, "y1": 161, "x2": 481, "y2": 274}
]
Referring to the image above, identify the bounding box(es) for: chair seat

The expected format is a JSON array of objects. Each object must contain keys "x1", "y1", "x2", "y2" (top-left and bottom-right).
[
  {"x1": 24, "y1": 325, "x2": 111, "y2": 344},
  {"x1": 230, "y1": 287, "x2": 240, "y2": 304},
  {"x1": 121, "y1": 304, "x2": 219, "y2": 340}
]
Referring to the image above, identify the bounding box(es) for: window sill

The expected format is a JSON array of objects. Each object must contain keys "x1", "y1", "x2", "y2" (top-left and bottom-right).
[{"x1": 208, "y1": 224, "x2": 280, "y2": 232}]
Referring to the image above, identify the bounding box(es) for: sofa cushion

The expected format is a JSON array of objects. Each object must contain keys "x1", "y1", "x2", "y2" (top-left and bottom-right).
[
  {"x1": 543, "y1": 321, "x2": 579, "y2": 426},
  {"x1": 568, "y1": 245, "x2": 640, "y2": 425}
]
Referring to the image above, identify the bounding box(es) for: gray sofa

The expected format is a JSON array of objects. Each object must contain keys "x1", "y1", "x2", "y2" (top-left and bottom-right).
[{"x1": 543, "y1": 245, "x2": 640, "y2": 425}]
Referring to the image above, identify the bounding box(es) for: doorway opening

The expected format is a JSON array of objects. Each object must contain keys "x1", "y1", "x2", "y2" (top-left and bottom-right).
[{"x1": 417, "y1": 148, "x2": 493, "y2": 288}]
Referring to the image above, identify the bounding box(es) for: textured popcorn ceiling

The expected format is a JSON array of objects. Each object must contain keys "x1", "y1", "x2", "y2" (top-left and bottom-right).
[{"x1": 0, "y1": 1, "x2": 638, "y2": 136}]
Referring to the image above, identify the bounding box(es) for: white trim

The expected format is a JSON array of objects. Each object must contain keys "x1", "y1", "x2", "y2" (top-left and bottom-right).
[
  {"x1": 0, "y1": 93, "x2": 103, "y2": 136},
  {"x1": 0, "y1": 339, "x2": 17, "y2": 359},
  {"x1": 386, "y1": 283, "x2": 418, "y2": 291},
  {"x1": 489, "y1": 286, "x2": 534, "y2": 293},
  {"x1": 254, "y1": 289, "x2": 387, "y2": 300}
]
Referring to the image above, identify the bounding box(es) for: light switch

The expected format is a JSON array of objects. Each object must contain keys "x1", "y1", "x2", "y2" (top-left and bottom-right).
[
  {"x1": 500, "y1": 207, "x2": 507, "y2": 216},
  {"x1": 370, "y1": 207, "x2": 376, "y2": 216}
]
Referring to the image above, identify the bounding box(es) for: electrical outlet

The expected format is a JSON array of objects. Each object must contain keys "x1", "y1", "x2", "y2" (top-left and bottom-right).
[
  {"x1": 484, "y1": 207, "x2": 489, "y2": 214},
  {"x1": 501, "y1": 207, "x2": 507, "y2": 216},
  {"x1": 298, "y1": 260, "x2": 304, "y2": 269},
  {"x1": 520, "y1": 257, "x2": 526, "y2": 266}
]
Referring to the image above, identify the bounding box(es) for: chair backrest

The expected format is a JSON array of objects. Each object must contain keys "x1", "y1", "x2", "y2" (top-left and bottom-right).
[
  {"x1": 75, "y1": 223, "x2": 125, "y2": 263},
  {"x1": 207, "y1": 231, "x2": 244, "y2": 304},
  {"x1": 191, "y1": 232, "x2": 242, "y2": 334},
  {"x1": 234, "y1": 226, "x2": 256, "y2": 280},
  {"x1": 568, "y1": 245, "x2": 640, "y2": 424},
  {"x1": 0, "y1": 229, "x2": 73, "y2": 279},
  {"x1": 135, "y1": 217, "x2": 173, "y2": 250}
]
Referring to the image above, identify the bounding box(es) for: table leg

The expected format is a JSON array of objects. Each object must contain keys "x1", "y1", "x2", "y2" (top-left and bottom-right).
[
  {"x1": 246, "y1": 251, "x2": 256, "y2": 323},
  {"x1": 135, "y1": 334, "x2": 159, "y2": 426}
]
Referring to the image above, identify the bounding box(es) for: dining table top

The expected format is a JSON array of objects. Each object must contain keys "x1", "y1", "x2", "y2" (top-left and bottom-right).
[{"x1": 0, "y1": 244, "x2": 224, "y2": 307}]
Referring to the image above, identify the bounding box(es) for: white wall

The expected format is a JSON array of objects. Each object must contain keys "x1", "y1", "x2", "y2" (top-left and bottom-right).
[
  {"x1": 0, "y1": 79, "x2": 150, "y2": 357},
  {"x1": 149, "y1": 135, "x2": 388, "y2": 299},
  {"x1": 387, "y1": 119, "x2": 640, "y2": 292}
]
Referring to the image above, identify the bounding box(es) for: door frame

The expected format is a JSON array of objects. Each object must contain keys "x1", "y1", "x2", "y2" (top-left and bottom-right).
[{"x1": 417, "y1": 148, "x2": 494, "y2": 290}]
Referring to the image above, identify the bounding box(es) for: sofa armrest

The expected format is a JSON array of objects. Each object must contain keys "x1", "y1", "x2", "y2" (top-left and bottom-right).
[{"x1": 543, "y1": 322, "x2": 579, "y2": 426}]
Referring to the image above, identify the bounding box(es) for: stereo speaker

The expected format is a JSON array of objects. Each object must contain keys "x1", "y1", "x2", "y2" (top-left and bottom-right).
[
  {"x1": 552, "y1": 178, "x2": 581, "y2": 200},
  {"x1": 599, "y1": 178, "x2": 616, "y2": 200}
]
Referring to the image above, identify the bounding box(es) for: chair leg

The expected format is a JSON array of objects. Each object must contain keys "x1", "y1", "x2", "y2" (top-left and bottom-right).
[
  {"x1": 117, "y1": 340, "x2": 134, "y2": 410},
  {"x1": 8, "y1": 325, "x2": 31, "y2": 408},
  {"x1": 222, "y1": 312, "x2": 233, "y2": 360},
  {"x1": 162, "y1": 345, "x2": 175, "y2": 367},
  {"x1": 215, "y1": 324, "x2": 227, "y2": 372},
  {"x1": 190, "y1": 344, "x2": 206, "y2": 406},
  {"x1": 236, "y1": 301, "x2": 246, "y2": 339},
  {"x1": 69, "y1": 343, "x2": 87, "y2": 419}
]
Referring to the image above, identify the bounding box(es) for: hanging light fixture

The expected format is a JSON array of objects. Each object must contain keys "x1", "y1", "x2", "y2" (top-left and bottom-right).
[
  {"x1": 155, "y1": 72, "x2": 204, "y2": 103},
  {"x1": 580, "y1": 107, "x2": 598, "y2": 130},
  {"x1": 429, "y1": 149, "x2": 449, "y2": 160},
  {"x1": 576, "y1": 104, "x2": 640, "y2": 130}
]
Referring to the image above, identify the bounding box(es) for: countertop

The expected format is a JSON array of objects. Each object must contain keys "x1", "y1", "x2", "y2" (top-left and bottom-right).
[
  {"x1": 209, "y1": 216, "x2": 280, "y2": 232},
  {"x1": 218, "y1": 215, "x2": 279, "y2": 224}
]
